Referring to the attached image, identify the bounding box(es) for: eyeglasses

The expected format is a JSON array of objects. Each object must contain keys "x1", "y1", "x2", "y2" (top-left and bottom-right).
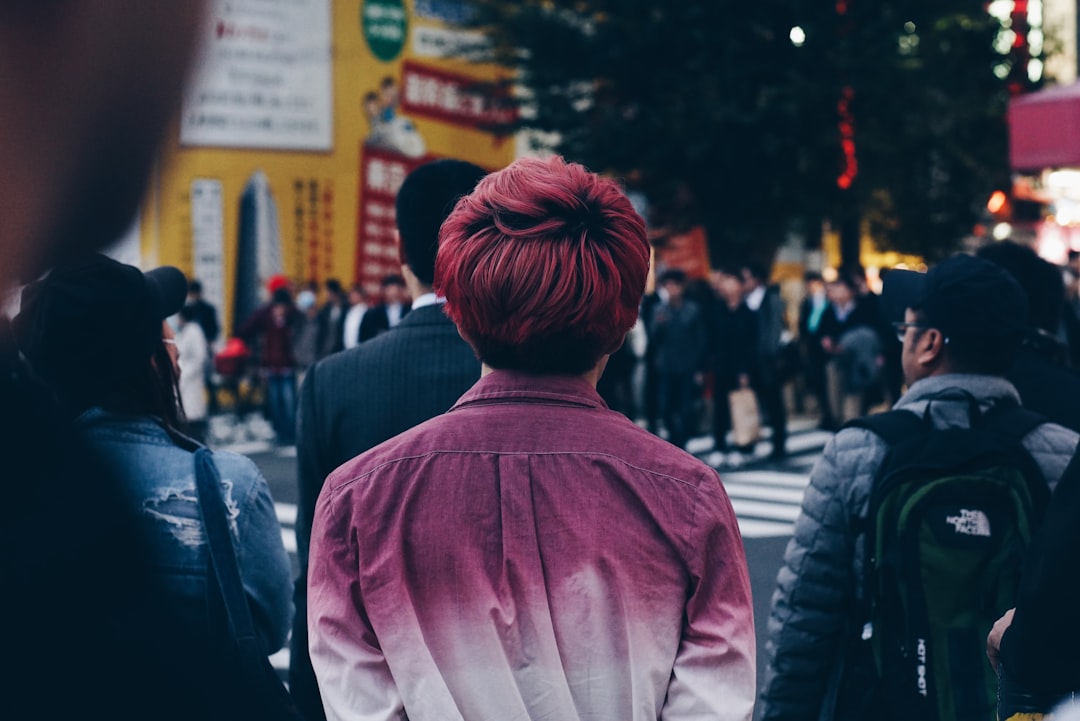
[{"x1": 892, "y1": 321, "x2": 926, "y2": 343}]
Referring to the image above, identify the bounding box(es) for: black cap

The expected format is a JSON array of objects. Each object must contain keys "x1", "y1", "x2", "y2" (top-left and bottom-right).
[
  {"x1": 881, "y1": 254, "x2": 1028, "y2": 342},
  {"x1": 14, "y1": 253, "x2": 187, "y2": 406}
]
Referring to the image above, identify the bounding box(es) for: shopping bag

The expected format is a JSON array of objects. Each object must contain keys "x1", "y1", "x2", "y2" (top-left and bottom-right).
[{"x1": 728, "y1": 388, "x2": 761, "y2": 447}]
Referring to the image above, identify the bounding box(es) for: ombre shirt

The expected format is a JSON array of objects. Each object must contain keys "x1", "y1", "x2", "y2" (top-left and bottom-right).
[{"x1": 309, "y1": 371, "x2": 756, "y2": 721}]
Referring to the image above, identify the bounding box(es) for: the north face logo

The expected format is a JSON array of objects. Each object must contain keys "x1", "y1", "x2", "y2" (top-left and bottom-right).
[{"x1": 945, "y1": 509, "x2": 991, "y2": 537}]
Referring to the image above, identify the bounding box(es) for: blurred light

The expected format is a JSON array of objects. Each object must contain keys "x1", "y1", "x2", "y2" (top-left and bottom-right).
[
  {"x1": 994, "y1": 63, "x2": 1010, "y2": 79},
  {"x1": 993, "y1": 222, "x2": 1013, "y2": 240},
  {"x1": 1028, "y1": 58, "x2": 1044, "y2": 83},
  {"x1": 1029, "y1": 28, "x2": 1044, "y2": 56},
  {"x1": 1028, "y1": 0, "x2": 1043, "y2": 27},
  {"x1": 988, "y1": 190, "x2": 1007, "y2": 213},
  {"x1": 790, "y1": 26, "x2": 806, "y2": 46},
  {"x1": 995, "y1": 29, "x2": 1017, "y2": 54},
  {"x1": 904, "y1": 21, "x2": 916, "y2": 33},
  {"x1": 988, "y1": 0, "x2": 1015, "y2": 22}
]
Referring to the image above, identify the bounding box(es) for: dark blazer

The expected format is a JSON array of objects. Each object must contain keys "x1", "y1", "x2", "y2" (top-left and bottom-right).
[
  {"x1": 358, "y1": 302, "x2": 411, "y2": 342},
  {"x1": 314, "y1": 300, "x2": 348, "y2": 358},
  {"x1": 290, "y1": 303, "x2": 480, "y2": 720}
]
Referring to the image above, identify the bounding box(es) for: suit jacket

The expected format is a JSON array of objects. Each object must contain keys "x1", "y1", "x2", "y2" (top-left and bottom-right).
[{"x1": 291, "y1": 303, "x2": 480, "y2": 720}]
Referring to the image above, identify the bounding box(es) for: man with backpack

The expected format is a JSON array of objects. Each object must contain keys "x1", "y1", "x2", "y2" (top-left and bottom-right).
[{"x1": 760, "y1": 254, "x2": 1078, "y2": 721}]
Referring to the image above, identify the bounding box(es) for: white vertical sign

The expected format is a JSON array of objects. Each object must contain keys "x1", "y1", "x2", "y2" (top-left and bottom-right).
[{"x1": 191, "y1": 179, "x2": 226, "y2": 347}]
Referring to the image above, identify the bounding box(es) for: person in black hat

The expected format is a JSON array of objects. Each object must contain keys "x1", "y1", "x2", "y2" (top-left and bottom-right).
[
  {"x1": 761, "y1": 254, "x2": 1079, "y2": 721},
  {"x1": 14, "y1": 253, "x2": 294, "y2": 716}
]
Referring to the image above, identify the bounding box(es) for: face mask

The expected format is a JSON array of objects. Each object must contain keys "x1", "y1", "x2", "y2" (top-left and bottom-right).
[{"x1": 297, "y1": 290, "x2": 317, "y2": 311}]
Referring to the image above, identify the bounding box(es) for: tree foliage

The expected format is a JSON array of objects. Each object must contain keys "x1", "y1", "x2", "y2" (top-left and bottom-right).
[{"x1": 464, "y1": 0, "x2": 1027, "y2": 263}]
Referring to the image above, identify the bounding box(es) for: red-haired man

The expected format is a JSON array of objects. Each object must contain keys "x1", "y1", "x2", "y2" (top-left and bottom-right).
[{"x1": 308, "y1": 156, "x2": 755, "y2": 721}]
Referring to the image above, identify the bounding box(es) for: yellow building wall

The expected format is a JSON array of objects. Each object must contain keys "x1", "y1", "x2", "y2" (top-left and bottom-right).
[{"x1": 142, "y1": 0, "x2": 514, "y2": 336}]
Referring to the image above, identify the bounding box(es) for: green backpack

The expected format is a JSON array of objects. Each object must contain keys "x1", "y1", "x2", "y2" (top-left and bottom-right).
[{"x1": 838, "y1": 394, "x2": 1049, "y2": 721}]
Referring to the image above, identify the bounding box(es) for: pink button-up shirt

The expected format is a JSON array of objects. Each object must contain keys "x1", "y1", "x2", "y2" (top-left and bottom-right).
[{"x1": 309, "y1": 370, "x2": 755, "y2": 721}]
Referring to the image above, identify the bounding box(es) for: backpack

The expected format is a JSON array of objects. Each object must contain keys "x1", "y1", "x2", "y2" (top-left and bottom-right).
[
  {"x1": 838, "y1": 326, "x2": 883, "y2": 393},
  {"x1": 836, "y1": 392, "x2": 1050, "y2": 721}
]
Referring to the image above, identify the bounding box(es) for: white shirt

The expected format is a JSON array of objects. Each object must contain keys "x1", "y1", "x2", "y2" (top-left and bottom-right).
[
  {"x1": 746, "y1": 285, "x2": 766, "y2": 312},
  {"x1": 343, "y1": 303, "x2": 368, "y2": 350},
  {"x1": 386, "y1": 302, "x2": 405, "y2": 328}
]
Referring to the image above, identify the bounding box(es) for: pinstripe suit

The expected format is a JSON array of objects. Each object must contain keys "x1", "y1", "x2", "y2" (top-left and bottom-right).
[{"x1": 290, "y1": 302, "x2": 481, "y2": 720}]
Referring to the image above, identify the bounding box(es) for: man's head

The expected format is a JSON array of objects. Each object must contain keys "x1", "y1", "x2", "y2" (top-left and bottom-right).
[
  {"x1": 804, "y1": 271, "x2": 825, "y2": 297},
  {"x1": 381, "y1": 274, "x2": 408, "y2": 305},
  {"x1": 976, "y1": 241, "x2": 1064, "y2": 335},
  {"x1": 742, "y1": 261, "x2": 769, "y2": 290},
  {"x1": 711, "y1": 265, "x2": 745, "y2": 305},
  {"x1": 0, "y1": 1, "x2": 209, "y2": 285},
  {"x1": 885, "y1": 254, "x2": 1028, "y2": 385},
  {"x1": 347, "y1": 284, "x2": 367, "y2": 307},
  {"x1": 187, "y1": 279, "x2": 203, "y2": 300},
  {"x1": 827, "y1": 275, "x2": 857, "y2": 307},
  {"x1": 658, "y1": 268, "x2": 688, "y2": 305},
  {"x1": 395, "y1": 159, "x2": 487, "y2": 289},
  {"x1": 435, "y1": 156, "x2": 649, "y2": 375}
]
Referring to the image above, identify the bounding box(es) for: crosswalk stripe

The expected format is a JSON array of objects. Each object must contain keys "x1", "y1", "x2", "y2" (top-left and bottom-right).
[
  {"x1": 738, "y1": 518, "x2": 796, "y2": 538},
  {"x1": 275, "y1": 502, "x2": 298, "y2": 525},
  {"x1": 722, "y1": 470, "x2": 810, "y2": 489},
  {"x1": 729, "y1": 498, "x2": 802, "y2": 522},
  {"x1": 723, "y1": 482, "x2": 806, "y2": 505}
]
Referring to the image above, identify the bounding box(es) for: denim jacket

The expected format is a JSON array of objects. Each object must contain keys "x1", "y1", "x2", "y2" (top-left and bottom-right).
[{"x1": 75, "y1": 408, "x2": 293, "y2": 653}]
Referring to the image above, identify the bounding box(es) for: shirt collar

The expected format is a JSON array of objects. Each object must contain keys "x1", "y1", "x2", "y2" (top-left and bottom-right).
[
  {"x1": 410, "y1": 292, "x2": 444, "y2": 310},
  {"x1": 451, "y1": 369, "x2": 608, "y2": 412}
]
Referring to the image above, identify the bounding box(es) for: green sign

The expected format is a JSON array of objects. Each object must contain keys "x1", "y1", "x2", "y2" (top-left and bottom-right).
[{"x1": 363, "y1": 0, "x2": 408, "y2": 62}]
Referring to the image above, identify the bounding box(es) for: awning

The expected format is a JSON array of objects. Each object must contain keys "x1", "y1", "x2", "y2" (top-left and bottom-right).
[{"x1": 1009, "y1": 82, "x2": 1080, "y2": 171}]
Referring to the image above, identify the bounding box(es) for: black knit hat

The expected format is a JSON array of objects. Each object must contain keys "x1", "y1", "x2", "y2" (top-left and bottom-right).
[{"x1": 14, "y1": 253, "x2": 187, "y2": 405}]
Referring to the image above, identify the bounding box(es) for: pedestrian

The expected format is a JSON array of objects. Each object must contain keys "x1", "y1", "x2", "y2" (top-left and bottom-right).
[
  {"x1": 742, "y1": 260, "x2": 788, "y2": 458},
  {"x1": 708, "y1": 264, "x2": 757, "y2": 464},
  {"x1": 292, "y1": 284, "x2": 320, "y2": 384},
  {"x1": 0, "y1": 3, "x2": 220, "y2": 717},
  {"x1": 185, "y1": 279, "x2": 220, "y2": 345},
  {"x1": 987, "y1": 444, "x2": 1080, "y2": 715},
  {"x1": 238, "y1": 285, "x2": 301, "y2": 445},
  {"x1": 14, "y1": 253, "x2": 293, "y2": 717},
  {"x1": 358, "y1": 273, "x2": 411, "y2": 342},
  {"x1": 291, "y1": 159, "x2": 486, "y2": 721},
  {"x1": 308, "y1": 156, "x2": 755, "y2": 721},
  {"x1": 176, "y1": 304, "x2": 210, "y2": 443},
  {"x1": 649, "y1": 267, "x2": 707, "y2": 450},
  {"x1": 761, "y1": 254, "x2": 1079, "y2": 721},
  {"x1": 316, "y1": 278, "x2": 349, "y2": 358},
  {"x1": 341, "y1": 283, "x2": 369, "y2": 350},
  {"x1": 819, "y1": 272, "x2": 881, "y2": 424},
  {"x1": 978, "y1": 240, "x2": 1080, "y2": 432},
  {"x1": 798, "y1": 270, "x2": 835, "y2": 429}
]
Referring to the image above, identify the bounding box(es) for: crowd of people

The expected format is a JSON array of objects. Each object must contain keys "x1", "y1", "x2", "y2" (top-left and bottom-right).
[{"x1": 1, "y1": 3, "x2": 1077, "y2": 719}]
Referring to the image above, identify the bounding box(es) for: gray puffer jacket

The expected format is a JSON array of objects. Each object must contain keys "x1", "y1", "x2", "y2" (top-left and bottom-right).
[{"x1": 760, "y1": 373, "x2": 1078, "y2": 721}]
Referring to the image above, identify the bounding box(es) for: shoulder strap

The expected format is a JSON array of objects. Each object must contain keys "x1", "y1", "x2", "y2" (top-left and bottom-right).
[
  {"x1": 979, "y1": 403, "x2": 1047, "y2": 443},
  {"x1": 193, "y1": 448, "x2": 302, "y2": 720},
  {"x1": 194, "y1": 448, "x2": 259, "y2": 645},
  {"x1": 844, "y1": 409, "x2": 926, "y2": 446}
]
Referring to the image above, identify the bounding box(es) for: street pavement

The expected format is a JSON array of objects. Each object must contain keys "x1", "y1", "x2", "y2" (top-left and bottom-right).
[{"x1": 225, "y1": 415, "x2": 830, "y2": 717}]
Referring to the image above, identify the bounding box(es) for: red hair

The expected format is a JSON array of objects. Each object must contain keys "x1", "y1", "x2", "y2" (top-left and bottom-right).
[{"x1": 435, "y1": 156, "x2": 649, "y2": 373}]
